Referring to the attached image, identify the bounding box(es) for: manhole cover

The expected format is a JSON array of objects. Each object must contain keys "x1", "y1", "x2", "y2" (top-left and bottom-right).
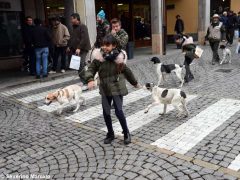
[{"x1": 215, "y1": 69, "x2": 233, "y2": 73}]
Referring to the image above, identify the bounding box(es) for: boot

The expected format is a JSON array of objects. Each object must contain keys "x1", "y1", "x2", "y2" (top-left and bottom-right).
[
  {"x1": 124, "y1": 132, "x2": 131, "y2": 145},
  {"x1": 104, "y1": 132, "x2": 115, "y2": 144}
]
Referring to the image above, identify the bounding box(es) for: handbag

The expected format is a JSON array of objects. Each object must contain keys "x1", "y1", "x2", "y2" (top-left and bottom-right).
[{"x1": 69, "y1": 55, "x2": 81, "y2": 70}]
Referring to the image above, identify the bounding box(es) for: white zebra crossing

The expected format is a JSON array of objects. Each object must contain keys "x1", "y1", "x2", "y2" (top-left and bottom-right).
[
  {"x1": 151, "y1": 99, "x2": 240, "y2": 154},
  {"x1": 66, "y1": 89, "x2": 151, "y2": 123},
  {"x1": 228, "y1": 155, "x2": 240, "y2": 171},
  {"x1": 101, "y1": 95, "x2": 197, "y2": 134},
  {"x1": 38, "y1": 89, "x2": 100, "y2": 112},
  {"x1": 1, "y1": 76, "x2": 77, "y2": 96}
]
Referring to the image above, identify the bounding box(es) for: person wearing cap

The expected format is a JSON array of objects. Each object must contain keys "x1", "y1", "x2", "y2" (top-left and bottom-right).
[
  {"x1": 205, "y1": 14, "x2": 226, "y2": 65},
  {"x1": 67, "y1": 13, "x2": 91, "y2": 76},
  {"x1": 49, "y1": 16, "x2": 70, "y2": 74},
  {"x1": 95, "y1": 10, "x2": 110, "y2": 48}
]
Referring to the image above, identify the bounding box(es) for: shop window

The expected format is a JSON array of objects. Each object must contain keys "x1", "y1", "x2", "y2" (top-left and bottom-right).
[
  {"x1": 133, "y1": 2, "x2": 151, "y2": 41},
  {"x1": 0, "y1": 11, "x2": 22, "y2": 58}
]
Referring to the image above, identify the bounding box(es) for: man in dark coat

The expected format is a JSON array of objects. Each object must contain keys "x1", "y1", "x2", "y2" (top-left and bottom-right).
[
  {"x1": 32, "y1": 18, "x2": 51, "y2": 79},
  {"x1": 67, "y1": 13, "x2": 91, "y2": 75},
  {"x1": 22, "y1": 16, "x2": 35, "y2": 75},
  {"x1": 174, "y1": 15, "x2": 184, "y2": 34}
]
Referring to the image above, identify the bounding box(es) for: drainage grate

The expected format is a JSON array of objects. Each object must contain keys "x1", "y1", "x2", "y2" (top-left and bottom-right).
[{"x1": 215, "y1": 69, "x2": 233, "y2": 73}]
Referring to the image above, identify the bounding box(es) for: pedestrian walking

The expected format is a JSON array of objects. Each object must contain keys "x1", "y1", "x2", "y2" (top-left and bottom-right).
[
  {"x1": 95, "y1": 10, "x2": 110, "y2": 48},
  {"x1": 22, "y1": 16, "x2": 35, "y2": 75},
  {"x1": 174, "y1": 15, "x2": 184, "y2": 49},
  {"x1": 237, "y1": 12, "x2": 240, "y2": 38},
  {"x1": 174, "y1": 15, "x2": 184, "y2": 35},
  {"x1": 31, "y1": 18, "x2": 51, "y2": 79},
  {"x1": 110, "y1": 18, "x2": 128, "y2": 50},
  {"x1": 181, "y1": 34, "x2": 196, "y2": 83},
  {"x1": 226, "y1": 11, "x2": 237, "y2": 45},
  {"x1": 67, "y1": 13, "x2": 91, "y2": 77},
  {"x1": 205, "y1": 14, "x2": 226, "y2": 65},
  {"x1": 49, "y1": 16, "x2": 70, "y2": 74},
  {"x1": 80, "y1": 34, "x2": 140, "y2": 145}
]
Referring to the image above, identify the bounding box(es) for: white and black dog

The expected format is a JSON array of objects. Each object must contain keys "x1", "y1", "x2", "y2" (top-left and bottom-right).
[
  {"x1": 143, "y1": 82, "x2": 189, "y2": 117},
  {"x1": 150, "y1": 57, "x2": 184, "y2": 87},
  {"x1": 219, "y1": 44, "x2": 232, "y2": 65}
]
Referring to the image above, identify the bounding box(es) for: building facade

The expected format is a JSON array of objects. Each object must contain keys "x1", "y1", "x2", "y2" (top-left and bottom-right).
[{"x1": 0, "y1": 0, "x2": 240, "y2": 61}]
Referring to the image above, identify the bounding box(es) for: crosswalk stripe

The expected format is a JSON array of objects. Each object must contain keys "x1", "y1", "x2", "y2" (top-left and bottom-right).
[
  {"x1": 151, "y1": 99, "x2": 240, "y2": 154},
  {"x1": 101, "y1": 95, "x2": 197, "y2": 134},
  {"x1": 18, "y1": 83, "x2": 79, "y2": 104},
  {"x1": 66, "y1": 89, "x2": 151, "y2": 123},
  {"x1": 38, "y1": 89, "x2": 100, "y2": 112},
  {"x1": 228, "y1": 155, "x2": 240, "y2": 171},
  {"x1": 1, "y1": 76, "x2": 77, "y2": 96}
]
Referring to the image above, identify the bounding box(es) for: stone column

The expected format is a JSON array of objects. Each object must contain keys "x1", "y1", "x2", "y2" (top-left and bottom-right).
[
  {"x1": 151, "y1": 0, "x2": 164, "y2": 55},
  {"x1": 74, "y1": 0, "x2": 96, "y2": 47},
  {"x1": 198, "y1": 0, "x2": 210, "y2": 45}
]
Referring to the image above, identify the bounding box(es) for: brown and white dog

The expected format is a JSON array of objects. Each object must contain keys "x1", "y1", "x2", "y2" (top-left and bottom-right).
[
  {"x1": 143, "y1": 82, "x2": 189, "y2": 117},
  {"x1": 45, "y1": 84, "x2": 86, "y2": 114}
]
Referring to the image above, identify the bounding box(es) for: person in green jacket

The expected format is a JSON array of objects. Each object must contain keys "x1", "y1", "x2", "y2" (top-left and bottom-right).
[{"x1": 80, "y1": 34, "x2": 140, "y2": 145}]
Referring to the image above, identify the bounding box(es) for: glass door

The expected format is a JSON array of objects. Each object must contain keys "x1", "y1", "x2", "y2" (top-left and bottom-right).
[
  {"x1": 0, "y1": 11, "x2": 22, "y2": 58},
  {"x1": 133, "y1": 0, "x2": 151, "y2": 47}
]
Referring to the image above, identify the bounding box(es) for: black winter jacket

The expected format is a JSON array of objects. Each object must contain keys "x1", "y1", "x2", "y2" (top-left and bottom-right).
[{"x1": 32, "y1": 25, "x2": 51, "y2": 48}]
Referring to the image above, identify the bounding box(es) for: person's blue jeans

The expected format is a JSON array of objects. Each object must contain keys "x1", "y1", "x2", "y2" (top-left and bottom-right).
[{"x1": 35, "y1": 47, "x2": 49, "y2": 76}]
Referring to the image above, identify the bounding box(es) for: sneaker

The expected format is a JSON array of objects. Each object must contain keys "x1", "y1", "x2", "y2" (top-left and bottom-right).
[
  {"x1": 61, "y1": 69, "x2": 65, "y2": 73},
  {"x1": 104, "y1": 133, "x2": 115, "y2": 144},
  {"x1": 36, "y1": 75, "x2": 41, "y2": 79},
  {"x1": 49, "y1": 70, "x2": 56, "y2": 74}
]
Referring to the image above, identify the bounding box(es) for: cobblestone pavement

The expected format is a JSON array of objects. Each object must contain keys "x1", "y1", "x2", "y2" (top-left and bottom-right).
[{"x1": 1, "y1": 43, "x2": 240, "y2": 179}]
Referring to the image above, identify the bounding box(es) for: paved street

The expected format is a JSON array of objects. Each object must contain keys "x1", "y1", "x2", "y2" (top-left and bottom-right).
[{"x1": 1, "y1": 44, "x2": 240, "y2": 179}]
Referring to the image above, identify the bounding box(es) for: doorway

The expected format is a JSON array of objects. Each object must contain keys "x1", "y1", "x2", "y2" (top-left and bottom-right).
[{"x1": 211, "y1": 0, "x2": 231, "y2": 15}]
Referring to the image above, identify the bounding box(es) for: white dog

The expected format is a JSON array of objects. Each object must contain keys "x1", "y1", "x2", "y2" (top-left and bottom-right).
[
  {"x1": 143, "y1": 83, "x2": 189, "y2": 117},
  {"x1": 45, "y1": 84, "x2": 86, "y2": 114},
  {"x1": 150, "y1": 57, "x2": 184, "y2": 87},
  {"x1": 220, "y1": 44, "x2": 232, "y2": 64}
]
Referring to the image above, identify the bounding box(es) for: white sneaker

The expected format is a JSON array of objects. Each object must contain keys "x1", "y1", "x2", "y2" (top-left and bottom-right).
[
  {"x1": 61, "y1": 69, "x2": 65, "y2": 73},
  {"x1": 49, "y1": 70, "x2": 56, "y2": 74}
]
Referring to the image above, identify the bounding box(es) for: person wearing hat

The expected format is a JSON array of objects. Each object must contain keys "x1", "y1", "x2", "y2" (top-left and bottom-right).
[
  {"x1": 205, "y1": 14, "x2": 226, "y2": 65},
  {"x1": 49, "y1": 16, "x2": 70, "y2": 74},
  {"x1": 95, "y1": 10, "x2": 110, "y2": 48}
]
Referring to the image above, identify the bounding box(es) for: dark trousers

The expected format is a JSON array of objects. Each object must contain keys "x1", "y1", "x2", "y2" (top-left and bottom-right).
[
  {"x1": 226, "y1": 28, "x2": 234, "y2": 44},
  {"x1": 209, "y1": 41, "x2": 220, "y2": 63},
  {"x1": 52, "y1": 46, "x2": 67, "y2": 71},
  {"x1": 102, "y1": 95, "x2": 129, "y2": 135},
  {"x1": 24, "y1": 47, "x2": 35, "y2": 74},
  {"x1": 79, "y1": 50, "x2": 88, "y2": 73},
  {"x1": 184, "y1": 56, "x2": 194, "y2": 80}
]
